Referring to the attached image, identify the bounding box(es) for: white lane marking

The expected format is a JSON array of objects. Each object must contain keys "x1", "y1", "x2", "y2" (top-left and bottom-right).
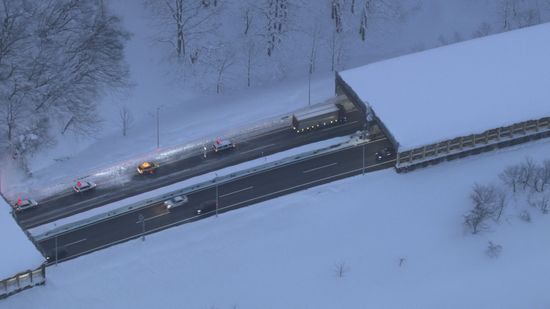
[
  {"x1": 40, "y1": 141, "x2": 392, "y2": 241},
  {"x1": 56, "y1": 160, "x2": 398, "y2": 262},
  {"x1": 241, "y1": 144, "x2": 276, "y2": 154},
  {"x1": 223, "y1": 159, "x2": 396, "y2": 211},
  {"x1": 219, "y1": 186, "x2": 254, "y2": 198},
  {"x1": 303, "y1": 162, "x2": 338, "y2": 174},
  {"x1": 64, "y1": 238, "x2": 87, "y2": 248},
  {"x1": 136, "y1": 212, "x2": 170, "y2": 224}
]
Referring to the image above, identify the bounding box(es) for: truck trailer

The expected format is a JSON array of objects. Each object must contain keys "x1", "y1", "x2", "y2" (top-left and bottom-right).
[{"x1": 291, "y1": 103, "x2": 345, "y2": 133}]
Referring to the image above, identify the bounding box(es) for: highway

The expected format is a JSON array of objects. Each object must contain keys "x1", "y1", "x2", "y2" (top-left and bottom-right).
[
  {"x1": 38, "y1": 137, "x2": 395, "y2": 263},
  {"x1": 17, "y1": 109, "x2": 365, "y2": 229}
]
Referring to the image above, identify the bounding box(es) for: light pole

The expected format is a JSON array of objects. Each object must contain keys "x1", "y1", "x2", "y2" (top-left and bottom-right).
[
  {"x1": 215, "y1": 173, "x2": 219, "y2": 217},
  {"x1": 54, "y1": 236, "x2": 58, "y2": 266},
  {"x1": 138, "y1": 214, "x2": 145, "y2": 241},
  {"x1": 362, "y1": 143, "x2": 366, "y2": 175},
  {"x1": 156, "y1": 107, "x2": 160, "y2": 149},
  {"x1": 308, "y1": 63, "x2": 312, "y2": 106}
]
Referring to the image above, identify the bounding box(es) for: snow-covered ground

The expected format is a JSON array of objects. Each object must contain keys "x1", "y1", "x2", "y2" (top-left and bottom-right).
[
  {"x1": 340, "y1": 23, "x2": 550, "y2": 151},
  {"x1": 0, "y1": 197, "x2": 43, "y2": 280},
  {"x1": 5, "y1": 130, "x2": 550, "y2": 308}
]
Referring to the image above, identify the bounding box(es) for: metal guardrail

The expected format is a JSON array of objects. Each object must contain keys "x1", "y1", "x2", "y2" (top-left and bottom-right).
[
  {"x1": 396, "y1": 116, "x2": 550, "y2": 169},
  {"x1": 0, "y1": 264, "x2": 46, "y2": 299},
  {"x1": 34, "y1": 132, "x2": 368, "y2": 241}
]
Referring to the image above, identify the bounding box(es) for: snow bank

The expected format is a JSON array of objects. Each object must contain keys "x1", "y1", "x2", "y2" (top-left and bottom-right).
[
  {"x1": 339, "y1": 23, "x2": 550, "y2": 151},
  {"x1": 0, "y1": 198, "x2": 44, "y2": 279}
]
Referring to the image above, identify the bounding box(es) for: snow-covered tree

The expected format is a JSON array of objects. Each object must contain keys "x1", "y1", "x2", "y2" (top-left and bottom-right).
[
  {"x1": 0, "y1": 0, "x2": 129, "y2": 167},
  {"x1": 265, "y1": 0, "x2": 289, "y2": 56},
  {"x1": 145, "y1": 0, "x2": 221, "y2": 60}
]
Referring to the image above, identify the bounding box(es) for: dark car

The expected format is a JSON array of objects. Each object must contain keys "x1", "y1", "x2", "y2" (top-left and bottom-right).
[
  {"x1": 45, "y1": 247, "x2": 68, "y2": 262},
  {"x1": 375, "y1": 147, "x2": 394, "y2": 162},
  {"x1": 195, "y1": 200, "x2": 216, "y2": 216}
]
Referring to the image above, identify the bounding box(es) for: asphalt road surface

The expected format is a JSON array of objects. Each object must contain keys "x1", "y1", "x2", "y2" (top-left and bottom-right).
[
  {"x1": 17, "y1": 110, "x2": 365, "y2": 229},
  {"x1": 39, "y1": 137, "x2": 395, "y2": 263}
]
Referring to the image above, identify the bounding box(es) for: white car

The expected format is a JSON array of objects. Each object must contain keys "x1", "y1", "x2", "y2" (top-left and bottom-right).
[
  {"x1": 164, "y1": 195, "x2": 188, "y2": 209},
  {"x1": 13, "y1": 199, "x2": 38, "y2": 213},
  {"x1": 73, "y1": 181, "x2": 97, "y2": 193}
]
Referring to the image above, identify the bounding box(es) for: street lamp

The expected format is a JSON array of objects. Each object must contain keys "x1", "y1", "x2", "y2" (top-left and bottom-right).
[
  {"x1": 156, "y1": 107, "x2": 160, "y2": 149},
  {"x1": 138, "y1": 213, "x2": 145, "y2": 241},
  {"x1": 362, "y1": 143, "x2": 366, "y2": 175},
  {"x1": 54, "y1": 236, "x2": 58, "y2": 266},
  {"x1": 215, "y1": 173, "x2": 219, "y2": 217}
]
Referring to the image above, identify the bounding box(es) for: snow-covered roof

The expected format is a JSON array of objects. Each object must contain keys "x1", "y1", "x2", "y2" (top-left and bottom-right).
[
  {"x1": 339, "y1": 23, "x2": 550, "y2": 151},
  {"x1": 293, "y1": 104, "x2": 340, "y2": 122},
  {"x1": 0, "y1": 196, "x2": 44, "y2": 279}
]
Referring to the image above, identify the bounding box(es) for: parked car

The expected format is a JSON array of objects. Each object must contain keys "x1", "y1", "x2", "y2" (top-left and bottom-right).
[
  {"x1": 73, "y1": 181, "x2": 97, "y2": 193},
  {"x1": 137, "y1": 161, "x2": 159, "y2": 174},
  {"x1": 164, "y1": 195, "x2": 188, "y2": 209},
  {"x1": 12, "y1": 199, "x2": 38, "y2": 213},
  {"x1": 375, "y1": 147, "x2": 394, "y2": 162},
  {"x1": 213, "y1": 139, "x2": 235, "y2": 153}
]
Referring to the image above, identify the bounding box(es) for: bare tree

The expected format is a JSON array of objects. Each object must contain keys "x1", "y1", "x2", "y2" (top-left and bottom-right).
[
  {"x1": 518, "y1": 157, "x2": 537, "y2": 191},
  {"x1": 527, "y1": 193, "x2": 550, "y2": 214},
  {"x1": 534, "y1": 160, "x2": 550, "y2": 193},
  {"x1": 331, "y1": 0, "x2": 344, "y2": 33},
  {"x1": 244, "y1": 39, "x2": 257, "y2": 87},
  {"x1": 465, "y1": 184, "x2": 498, "y2": 234},
  {"x1": 145, "y1": 0, "x2": 220, "y2": 60},
  {"x1": 243, "y1": 7, "x2": 254, "y2": 35},
  {"x1": 495, "y1": 189, "x2": 507, "y2": 222},
  {"x1": 500, "y1": 0, "x2": 541, "y2": 30},
  {"x1": 485, "y1": 241, "x2": 502, "y2": 258},
  {"x1": 0, "y1": 0, "x2": 129, "y2": 168},
  {"x1": 499, "y1": 165, "x2": 522, "y2": 193},
  {"x1": 334, "y1": 261, "x2": 349, "y2": 278},
  {"x1": 359, "y1": 1, "x2": 369, "y2": 41},
  {"x1": 264, "y1": 0, "x2": 288, "y2": 56},
  {"x1": 119, "y1": 106, "x2": 134, "y2": 137}
]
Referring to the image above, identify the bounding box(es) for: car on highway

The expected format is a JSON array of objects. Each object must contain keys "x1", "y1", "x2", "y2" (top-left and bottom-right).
[
  {"x1": 73, "y1": 180, "x2": 97, "y2": 193},
  {"x1": 195, "y1": 200, "x2": 216, "y2": 215},
  {"x1": 213, "y1": 139, "x2": 235, "y2": 152},
  {"x1": 12, "y1": 199, "x2": 38, "y2": 213},
  {"x1": 375, "y1": 147, "x2": 394, "y2": 162},
  {"x1": 164, "y1": 195, "x2": 188, "y2": 209},
  {"x1": 45, "y1": 247, "x2": 68, "y2": 262},
  {"x1": 137, "y1": 161, "x2": 159, "y2": 174}
]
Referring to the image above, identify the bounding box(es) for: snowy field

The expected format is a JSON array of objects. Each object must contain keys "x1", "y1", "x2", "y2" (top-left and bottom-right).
[
  {"x1": 4, "y1": 131, "x2": 550, "y2": 308},
  {"x1": 340, "y1": 23, "x2": 550, "y2": 151}
]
